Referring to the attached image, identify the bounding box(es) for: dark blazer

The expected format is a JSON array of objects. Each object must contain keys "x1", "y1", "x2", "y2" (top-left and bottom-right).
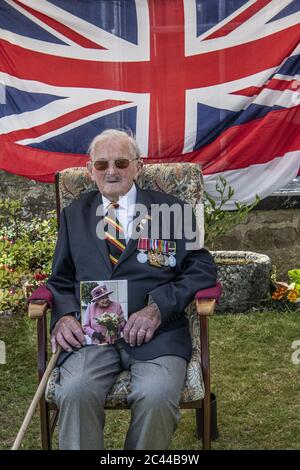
[{"x1": 47, "y1": 186, "x2": 217, "y2": 366}]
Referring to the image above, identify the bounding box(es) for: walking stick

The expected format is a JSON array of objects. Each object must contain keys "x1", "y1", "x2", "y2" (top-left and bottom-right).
[{"x1": 12, "y1": 346, "x2": 61, "y2": 450}]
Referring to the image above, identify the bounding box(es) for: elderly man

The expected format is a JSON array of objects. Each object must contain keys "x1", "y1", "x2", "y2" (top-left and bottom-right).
[{"x1": 47, "y1": 129, "x2": 217, "y2": 450}]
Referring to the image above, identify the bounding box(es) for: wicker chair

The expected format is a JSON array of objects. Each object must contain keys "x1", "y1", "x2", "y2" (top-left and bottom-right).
[{"x1": 28, "y1": 162, "x2": 220, "y2": 450}]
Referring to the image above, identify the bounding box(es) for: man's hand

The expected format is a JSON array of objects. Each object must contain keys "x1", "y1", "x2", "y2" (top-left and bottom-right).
[
  {"x1": 51, "y1": 315, "x2": 86, "y2": 353},
  {"x1": 123, "y1": 303, "x2": 161, "y2": 347}
]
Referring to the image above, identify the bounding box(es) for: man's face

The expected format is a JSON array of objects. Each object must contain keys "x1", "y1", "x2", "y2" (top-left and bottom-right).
[
  {"x1": 97, "y1": 295, "x2": 110, "y2": 308},
  {"x1": 87, "y1": 137, "x2": 143, "y2": 201}
]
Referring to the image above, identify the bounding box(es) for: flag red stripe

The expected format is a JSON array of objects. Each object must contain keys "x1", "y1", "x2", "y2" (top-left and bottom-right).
[
  {"x1": 1, "y1": 24, "x2": 299, "y2": 92},
  {"x1": 0, "y1": 139, "x2": 88, "y2": 182},
  {"x1": 146, "y1": 105, "x2": 300, "y2": 172},
  {"x1": 231, "y1": 86, "x2": 262, "y2": 97},
  {"x1": 267, "y1": 78, "x2": 300, "y2": 92},
  {"x1": 204, "y1": 0, "x2": 272, "y2": 40},
  {"x1": 13, "y1": 0, "x2": 106, "y2": 49},
  {"x1": 232, "y1": 78, "x2": 300, "y2": 97},
  {"x1": 1, "y1": 106, "x2": 299, "y2": 182},
  {"x1": 3, "y1": 100, "x2": 131, "y2": 141},
  {"x1": 199, "y1": 106, "x2": 300, "y2": 173}
]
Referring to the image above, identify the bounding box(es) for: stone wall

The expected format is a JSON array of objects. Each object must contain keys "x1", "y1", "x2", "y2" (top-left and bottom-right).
[
  {"x1": 209, "y1": 198, "x2": 300, "y2": 281},
  {"x1": 0, "y1": 171, "x2": 55, "y2": 220}
]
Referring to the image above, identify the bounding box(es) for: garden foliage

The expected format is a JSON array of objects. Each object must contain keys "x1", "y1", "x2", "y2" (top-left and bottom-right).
[
  {"x1": 0, "y1": 177, "x2": 259, "y2": 315},
  {"x1": 0, "y1": 199, "x2": 56, "y2": 314}
]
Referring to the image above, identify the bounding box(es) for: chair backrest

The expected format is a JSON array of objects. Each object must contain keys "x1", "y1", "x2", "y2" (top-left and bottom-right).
[
  {"x1": 55, "y1": 163, "x2": 204, "y2": 242},
  {"x1": 56, "y1": 163, "x2": 202, "y2": 209}
]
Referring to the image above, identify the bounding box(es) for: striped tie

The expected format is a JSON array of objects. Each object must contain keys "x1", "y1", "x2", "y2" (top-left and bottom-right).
[{"x1": 104, "y1": 203, "x2": 126, "y2": 266}]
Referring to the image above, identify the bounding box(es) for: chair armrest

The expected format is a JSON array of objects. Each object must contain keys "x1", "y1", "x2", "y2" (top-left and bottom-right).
[
  {"x1": 196, "y1": 299, "x2": 216, "y2": 316},
  {"x1": 27, "y1": 284, "x2": 53, "y2": 319},
  {"x1": 28, "y1": 301, "x2": 49, "y2": 319},
  {"x1": 194, "y1": 281, "x2": 222, "y2": 316}
]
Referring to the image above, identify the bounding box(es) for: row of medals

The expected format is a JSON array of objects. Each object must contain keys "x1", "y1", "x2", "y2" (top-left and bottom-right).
[{"x1": 137, "y1": 249, "x2": 176, "y2": 267}]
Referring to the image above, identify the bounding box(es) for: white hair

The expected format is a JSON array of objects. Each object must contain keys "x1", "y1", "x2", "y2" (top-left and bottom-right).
[{"x1": 88, "y1": 129, "x2": 142, "y2": 160}]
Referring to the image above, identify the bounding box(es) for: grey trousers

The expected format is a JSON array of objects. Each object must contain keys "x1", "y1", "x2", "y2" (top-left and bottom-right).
[{"x1": 53, "y1": 344, "x2": 187, "y2": 450}]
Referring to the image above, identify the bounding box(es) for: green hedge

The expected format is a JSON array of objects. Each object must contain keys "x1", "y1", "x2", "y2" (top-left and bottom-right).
[{"x1": 0, "y1": 199, "x2": 56, "y2": 315}]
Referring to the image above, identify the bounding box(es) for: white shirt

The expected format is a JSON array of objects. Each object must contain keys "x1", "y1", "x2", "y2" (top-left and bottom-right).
[{"x1": 102, "y1": 183, "x2": 137, "y2": 243}]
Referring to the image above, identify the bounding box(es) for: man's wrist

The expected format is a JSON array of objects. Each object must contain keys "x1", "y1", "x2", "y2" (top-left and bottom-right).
[
  {"x1": 53, "y1": 312, "x2": 76, "y2": 330},
  {"x1": 58, "y1": 313, "x2": 75, "y2": 322},
  {"x1": 147, "y1": 296, "x2": 161, "y2": 321}
]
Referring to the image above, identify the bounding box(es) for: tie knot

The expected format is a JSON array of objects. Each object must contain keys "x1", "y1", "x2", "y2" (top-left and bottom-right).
[{"x1": 108, "y1": 202, "x2": 119, "y2": 210}]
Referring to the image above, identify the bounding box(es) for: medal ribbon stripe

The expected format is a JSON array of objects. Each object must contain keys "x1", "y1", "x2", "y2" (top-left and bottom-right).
[{"x1": 137, "y1": 237, "x2": 177, "y2": 267}]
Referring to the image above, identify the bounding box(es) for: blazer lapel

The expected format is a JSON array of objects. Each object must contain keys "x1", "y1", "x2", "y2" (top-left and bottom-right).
[{"x1": 84, "y1": 191, "x2": 112, "y2": 273}]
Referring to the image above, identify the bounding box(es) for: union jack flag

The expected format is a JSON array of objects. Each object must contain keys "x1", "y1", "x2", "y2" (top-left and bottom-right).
[{"x1": 0, "y1": 0, "x2": 299, "y2": 207}]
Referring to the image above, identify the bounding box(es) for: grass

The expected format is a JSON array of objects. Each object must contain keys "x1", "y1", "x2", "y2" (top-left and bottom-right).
[{"x1": 0, "y1": 310, "x2": 300, "y2": 450}]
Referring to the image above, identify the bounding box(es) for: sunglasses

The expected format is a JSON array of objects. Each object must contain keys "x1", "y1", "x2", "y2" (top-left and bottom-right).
[{"x1": 93, "y1": 158, "x2": 138, "y2": 171}]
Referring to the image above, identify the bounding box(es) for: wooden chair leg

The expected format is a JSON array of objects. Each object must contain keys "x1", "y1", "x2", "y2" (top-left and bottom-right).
[
  {"x1": 195, "y1": 408, "x2": 202, "y2": 440},
  {"x1": 195, "y1": 397, "x2": 211, "y2": 450},
  {"x1": 37, "y1": 317, "x2": 51, "y2": 449},
  {"x1": 39, "y1": 396, "x2": 51, "y2": 450},
  {"x1": 196, "y1": 394, "x2": 219, "y2": 450},
  {"x1": 199, "y1": 314, "x2": 211, "y2": 450},
  {"x1": 202, "y1": 393, "x2": 211, "y2": 450}
]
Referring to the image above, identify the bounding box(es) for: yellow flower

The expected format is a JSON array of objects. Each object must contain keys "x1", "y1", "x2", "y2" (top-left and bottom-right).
[
  {"x1": 272, "y1": 286, "x2": 288, "y2": 300},
  {"x1": 287, "y1": 289, "x2": 298, "y2": 302}
]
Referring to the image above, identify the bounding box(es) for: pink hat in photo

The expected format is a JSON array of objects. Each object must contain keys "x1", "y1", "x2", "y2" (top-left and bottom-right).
[{"x1": 91, "y1": 284, "x2": 113, "y2": 302}]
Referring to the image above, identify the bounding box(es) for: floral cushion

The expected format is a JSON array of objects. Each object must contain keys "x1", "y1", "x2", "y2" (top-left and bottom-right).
[{"x1": 46, "y1": 163, "x2": 205, "y2": 406}]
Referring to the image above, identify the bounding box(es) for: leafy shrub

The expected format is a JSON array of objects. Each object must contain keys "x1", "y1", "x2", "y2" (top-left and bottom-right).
[
  {"x1": 204, "y1": 176, "x2": 260, "y2": 246},
  {"x1": 0, "y1": 199, "x2": 56, "y2": 315}
]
